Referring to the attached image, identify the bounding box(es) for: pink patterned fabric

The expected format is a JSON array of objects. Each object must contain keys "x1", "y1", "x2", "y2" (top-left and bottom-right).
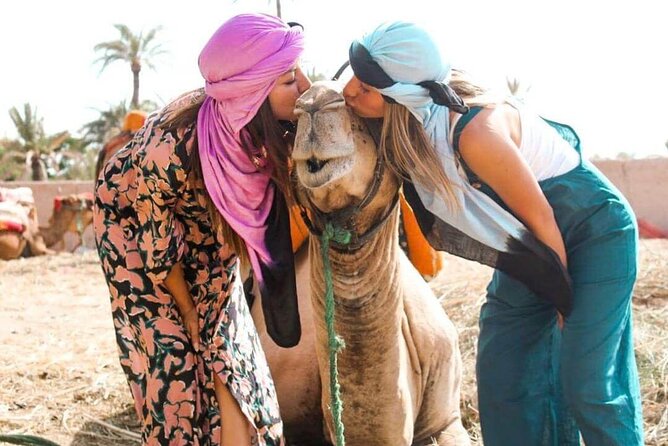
[
  {"x1": 94, "y1": 91, "x2": 285, "y2": 445},
  {"x1": 196, "y1": 13, "x2": 303, "y2": 294},
  {"x1": 197, "y1": 14, "x2": 304, "y2": 347}
]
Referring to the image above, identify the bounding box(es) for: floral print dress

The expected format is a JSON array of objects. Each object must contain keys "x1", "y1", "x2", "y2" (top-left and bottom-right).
[{"x1": 93, "y1": 93, "x2": 284, "y2": 446}]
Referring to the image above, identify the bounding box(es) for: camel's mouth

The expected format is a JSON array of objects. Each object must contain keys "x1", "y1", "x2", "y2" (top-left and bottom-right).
[
  {"x1": 294, "y1": 154, "x2": 354, "y2": 189},
  {"x1": 292, "y1": 82, "x2": 359, "y2": 190}
]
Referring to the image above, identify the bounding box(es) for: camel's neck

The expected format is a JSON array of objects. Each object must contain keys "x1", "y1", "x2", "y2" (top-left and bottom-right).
[
  {"x1": 310, "y1": 205, "x2": 422, "y2": 443},
  {"x1": 309, "y1": 206, "x2": 403, "y2": 337}
]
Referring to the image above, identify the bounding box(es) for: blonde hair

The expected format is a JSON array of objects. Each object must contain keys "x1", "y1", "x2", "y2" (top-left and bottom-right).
[
  {"x1": 380, "y1": 103, "x2": 458, "y2": 207},
  {"x1": 378, "y1": 69, "x2": 494, "y2": 209},
  {"x1": 449, "y1": 68, "x2": 500, "y2": 106}
]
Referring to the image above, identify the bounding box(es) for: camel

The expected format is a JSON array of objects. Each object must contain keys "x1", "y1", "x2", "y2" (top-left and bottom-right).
[
  {"x1": 0, "y1": 188, "x2": 93, "y2": 260},
  {"x1": 0, "y1": 188, "x2": 49, "y2": 260},
  {"x1": 0, "y1": 228, "x2": 49, "y2": 261},
  {"x1": 254, "y1": 82, "x2": 469, "y2": 446},
  {"x1": 95, "y1": 110, "x2": 148, "y2": 179},
  {"x1": 40, "y1": 193, "x2": 95, "y2": 251}
]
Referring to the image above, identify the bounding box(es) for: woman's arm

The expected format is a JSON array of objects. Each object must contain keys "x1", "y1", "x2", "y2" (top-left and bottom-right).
[
  {"x1": 164, "y1": 263, "x2": 200, "y2": 350},
  {"x1": 133, "y1": 121, "x2": 200, "y2": 346},
  {"x1": 457, "y1": 105, "x2": 568, "y2": 268},
  {"x1": 164, "y1": 263, "x2": 194, "y2": 316}
]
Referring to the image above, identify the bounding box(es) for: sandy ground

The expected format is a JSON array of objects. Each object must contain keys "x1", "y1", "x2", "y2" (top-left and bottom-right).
[{"x1": 0, "y1": 240, "x2": 666, "y2": 445}]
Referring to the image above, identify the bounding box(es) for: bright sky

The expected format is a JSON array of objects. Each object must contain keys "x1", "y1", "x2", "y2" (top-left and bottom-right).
[{"x1": 1, "y1": 0, "x2": 666, "y2": 159}]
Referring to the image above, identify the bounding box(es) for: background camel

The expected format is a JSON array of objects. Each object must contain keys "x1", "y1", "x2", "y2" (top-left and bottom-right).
[
  {"x1": 94, "y1": 110, "x2": 148, "y2": 179},
  {"x1": 0, "y1": 186, "x2": 51, "y2": 260},
  {"x1": 0, "y1": 188, "x2": 93, "y2": 260},
  {"x1": 254, "y1": 82, "x2": 469, "y2": 446},
  {"x1": 41, "y1": 193, "x2": 95, "y2": 252}
]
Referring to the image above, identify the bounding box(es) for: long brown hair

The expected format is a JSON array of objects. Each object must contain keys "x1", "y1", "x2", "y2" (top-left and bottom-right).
[
  {"x1": 160, "y1": 91, "x2": 295, "y2": 260},
  {"x1": 378, "y1": 69, "x2": 490, "y2": 209}
]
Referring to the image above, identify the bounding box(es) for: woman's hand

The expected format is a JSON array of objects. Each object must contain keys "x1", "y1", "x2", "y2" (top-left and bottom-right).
[
  {"x1": 458, "y1": 106, "x2": 571, "y2": 331},
  {"x1": 164, "y1": 263, "x2": 200, "y2": 351},
  {"x1": 181, "y1": 306, "x2": 200, "y2": 351}
]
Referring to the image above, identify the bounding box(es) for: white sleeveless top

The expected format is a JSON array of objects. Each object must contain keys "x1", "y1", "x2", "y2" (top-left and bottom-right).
[{"x1": 450, "y1": 101, "x2": 579, "y2": 181}]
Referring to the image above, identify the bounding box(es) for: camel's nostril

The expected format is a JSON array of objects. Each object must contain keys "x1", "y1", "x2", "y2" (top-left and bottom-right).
[{"x1": 306, "y1": 157, "x2": 328, "y2": 174}]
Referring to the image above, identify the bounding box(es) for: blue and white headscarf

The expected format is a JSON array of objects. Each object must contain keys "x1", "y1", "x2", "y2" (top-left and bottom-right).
[
  {"x1": 359, "y1": 21, "x2": 449, "y2": 126},
  {"x1": 350, "y1": 21, "x2": 573, "y2": 314}
]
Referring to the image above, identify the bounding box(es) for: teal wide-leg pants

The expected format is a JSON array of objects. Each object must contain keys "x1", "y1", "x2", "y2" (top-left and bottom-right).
[{"x1": 476, "y1": 161, "x2": 644, "y2": 446}]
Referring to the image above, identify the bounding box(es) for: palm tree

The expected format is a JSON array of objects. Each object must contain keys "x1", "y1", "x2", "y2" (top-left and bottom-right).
[
  {"x1": 94, "y1": 25, "x2": 166, "y2": 108},
  {"x1": 8, "y1": 104, "x2": 49, "y2": 180},
  {"x1": 0, "y1": 138, "x2": 25, "y2": 181},
  {"x1": 80, "y1": 99, "x2": 157, "y2": 147},
  {"x1": 7, "y1": 104, "x2": 85, "y2": 180},
  {"x1": 9, "y1": 103, "x2": 44, "y2": 154}
]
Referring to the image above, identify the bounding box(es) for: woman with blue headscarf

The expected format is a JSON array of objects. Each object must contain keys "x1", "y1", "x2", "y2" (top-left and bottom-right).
[{"x1": 343, "y1": 21, "x2": 643, "y2": 446}]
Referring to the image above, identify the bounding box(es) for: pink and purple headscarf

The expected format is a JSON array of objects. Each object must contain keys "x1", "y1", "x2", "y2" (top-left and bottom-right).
[{"x1": 197, "y1": 13, "x2": 304, "y2": 347}]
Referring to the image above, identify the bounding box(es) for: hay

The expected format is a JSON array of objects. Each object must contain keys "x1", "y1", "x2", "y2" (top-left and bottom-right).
[
  {"x1": 0, "y1": 251, "x2": 139, "y2": 446},
  {"x1": 0, "y1": 241, "x2": 666, "y2": 445},
  {"x1": 634, "y1": 240, "x2": 668, "y2": 445},
  {"x1": 432, "y1": 255, "x2": 491, "y2": 444}
]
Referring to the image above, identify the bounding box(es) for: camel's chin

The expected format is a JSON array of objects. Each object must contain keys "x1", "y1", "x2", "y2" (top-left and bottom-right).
[{"x1": 295, "y1": 157, "x2": 354, "y2": 189}]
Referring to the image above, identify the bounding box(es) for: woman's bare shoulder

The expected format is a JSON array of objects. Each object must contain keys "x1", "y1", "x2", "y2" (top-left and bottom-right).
[{"x1": 459, "y1": 102, "x2": 521, "y2": 149}]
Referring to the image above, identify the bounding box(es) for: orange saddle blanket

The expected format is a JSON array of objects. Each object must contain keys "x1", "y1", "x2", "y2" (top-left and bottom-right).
[{"x1": 289, "y1": 193, "x2": 443, "y2": 279}]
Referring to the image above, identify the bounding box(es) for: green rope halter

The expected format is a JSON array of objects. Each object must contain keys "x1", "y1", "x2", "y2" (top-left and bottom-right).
[{"x1": 320, "y1": 222, "x2": 351, "y2": 446}]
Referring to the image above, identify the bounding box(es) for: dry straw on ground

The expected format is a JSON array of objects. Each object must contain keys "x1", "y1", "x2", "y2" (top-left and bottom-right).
[{"x1": 1, "y1": 240, "x2": 666, "y2": 445}]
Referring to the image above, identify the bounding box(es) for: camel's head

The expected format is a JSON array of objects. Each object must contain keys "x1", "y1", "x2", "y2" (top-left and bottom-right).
[{"x1": 292, "y1": 82, "x2": 398, "y2": 221}]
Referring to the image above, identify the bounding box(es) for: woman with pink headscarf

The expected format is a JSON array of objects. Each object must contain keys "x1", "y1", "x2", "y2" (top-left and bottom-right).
[{"x1": 93, "y1": 14, "x2": 310, "y2": 445}]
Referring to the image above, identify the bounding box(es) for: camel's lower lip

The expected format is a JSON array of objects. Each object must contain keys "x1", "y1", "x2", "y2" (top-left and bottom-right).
[{"x1": 295, "y1": 156, "x2": 353, "y2": 189}]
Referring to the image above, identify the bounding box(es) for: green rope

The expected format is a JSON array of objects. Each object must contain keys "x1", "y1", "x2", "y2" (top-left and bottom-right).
[
  {"x1": 320, "y1": 222, "x2": 351, "y2": 446},
  {"x1": 0, "y1": 434, "x2": 60, "y2": 446}
]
